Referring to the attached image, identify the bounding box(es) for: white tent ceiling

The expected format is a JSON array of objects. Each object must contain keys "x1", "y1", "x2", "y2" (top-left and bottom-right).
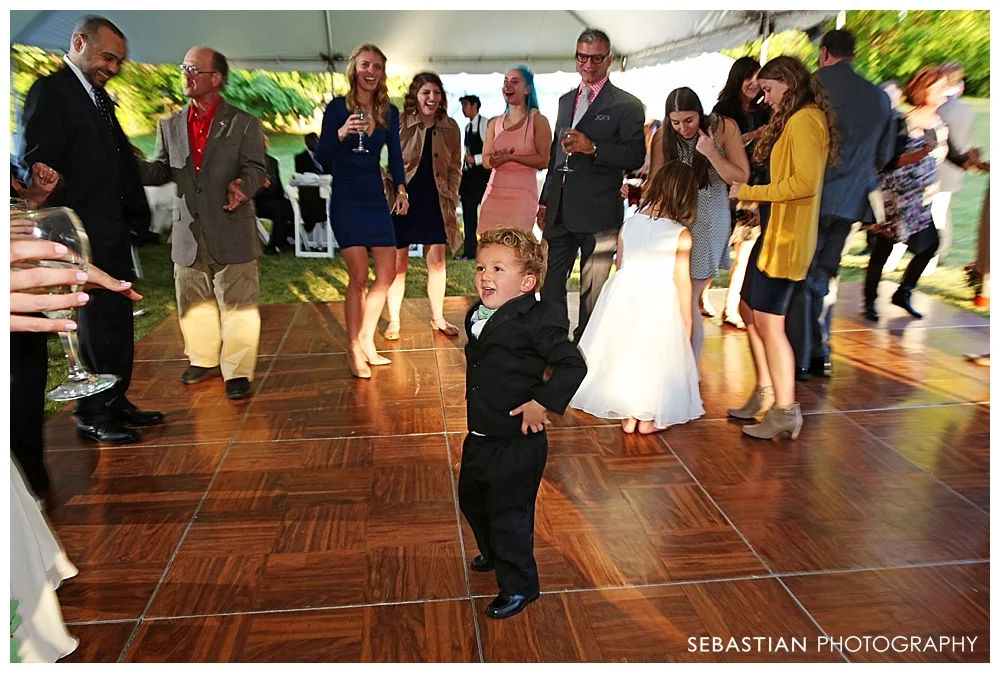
[{"x1": 10, "y1": 9, "x2": 837, "y2": 75}]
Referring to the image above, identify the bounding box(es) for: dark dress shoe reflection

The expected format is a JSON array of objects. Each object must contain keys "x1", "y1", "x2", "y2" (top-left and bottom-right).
[
  {"x1": 76, "y1": 420, "x2": 140, "y2": 445},
  {"x1": 181, "y1": 365, "x2": 221, "y2": 384},
  {"x1": 891, "y1": 289, "x2": 923, "y2": 319},
  {"x1": 470, "y1": 554, "x2": 494, "y2": 572},
  {"x1": 809, "y1": 356, "x2": 832, "y2": 378},
  {"x1": 486, "y1": 591, "x2": 539, "y2": 619},
  {"x1": 112, "y1": 406, "x2": 165, "y2": 427},
  {"x1": 226, "y1": 377, "x2": 252, "y2": 400}
]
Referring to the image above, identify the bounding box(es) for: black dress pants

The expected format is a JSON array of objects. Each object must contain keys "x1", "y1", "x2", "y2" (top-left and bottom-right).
[
  {"x1": 864, "y1": 228, "x2": 939, "y2": 304},
  {"x1": 541, "y1": 203, "x2": 618, "y2": 342},
  {"x1": 458, "y1": 432, "x2": 548, "y2": 596},
  {"x1": 11, "y1": 331, "x2": 51, "y2": 495},
  {"x1": 74, "y1": 288, "x2": 135, "y2": 422},
  {"x1": 257, "y1": 197, "x2": 295, "y2": 250},
  {"x1": 786, "y1": 214, "x2": 855, "y2": 368},
  {"x1": 460, "y1": 189, "x2": 485, "y2": 259}
]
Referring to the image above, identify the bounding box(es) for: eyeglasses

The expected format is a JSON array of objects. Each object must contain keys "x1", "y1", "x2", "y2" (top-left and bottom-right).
[
  {"x1": 179, "y1": 64, "x2": 217, "y2": 77},
  {"x1": 576, "y1": 52, "x2": 610, "y2": 65}
]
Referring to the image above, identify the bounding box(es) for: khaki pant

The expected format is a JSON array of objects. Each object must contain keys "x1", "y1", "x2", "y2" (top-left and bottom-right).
[{"x1": 175, "y1": 238, "x2": 261, "y2": 381}]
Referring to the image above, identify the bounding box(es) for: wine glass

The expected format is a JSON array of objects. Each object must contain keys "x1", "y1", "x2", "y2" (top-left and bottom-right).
[
  {"x1": 10, "y1": 203, "x2": 119, "y2": 401},
  {"x1": 556, "y1": 128, "x2": 574, "y2": 173},
  {"x1": 352, "y1": 106, "x2": 370, "y2": 155}
]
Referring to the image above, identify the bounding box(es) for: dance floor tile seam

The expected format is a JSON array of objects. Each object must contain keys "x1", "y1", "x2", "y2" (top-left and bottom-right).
[
  {"x1": 112, "y1": 304, "x2": 303, "y2": 662},
  {"x1": 63, "y1": 558, "x2": 990, "y2": 628},
  {"x1": 839, "y1": 412, "x2": 989, "y2": 516},
  {"x1": 45, "y1": 286, "x2": 989, "y2": 662}
]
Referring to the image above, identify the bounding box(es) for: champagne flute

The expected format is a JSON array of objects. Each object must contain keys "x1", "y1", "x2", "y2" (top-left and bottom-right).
[
  {"x1": 10, "y1": 204, "x2": 119, "y2": 401},
  {"x1": 352, "y1": 105, "x2": 370, "y2": 155},
  {"x1": 556, "y1": 128, "x2": 574, "y2": 173}
]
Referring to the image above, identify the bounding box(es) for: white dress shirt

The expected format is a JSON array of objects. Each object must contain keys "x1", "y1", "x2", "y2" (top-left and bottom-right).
[
  {"x1": 64, "y1": 55, "x2": 98, "y2": 106},
  {"x1": 464, "y1": 114, "x2": 489, "y2": 167}
]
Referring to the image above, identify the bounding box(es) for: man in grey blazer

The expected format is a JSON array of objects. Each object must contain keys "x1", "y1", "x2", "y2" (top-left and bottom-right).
[
  {"x1": 139, "y1": 47, "x2": 267, "y2": 400},
  {"x1": 933, "y1": 62, "x2": 977, "y2": 269},
  {"x1": 786, "y1": 29, "x2": 895, "y2": 380},
  {"x1": 538, "y1": 28, "x2": 646, "y2": 341}
]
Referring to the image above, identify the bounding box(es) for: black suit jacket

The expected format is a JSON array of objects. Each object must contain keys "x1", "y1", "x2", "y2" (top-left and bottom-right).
[
  {"x1": 19, "y1": 66, "x2": 149, "y2": 279},
  {"x1": 539, "y1": 82, "x2": 646, "y2": 234},
  {"x1": 294, "y1": 150, "x2": 328, "y2": 175},
  {"x1": 464, "y1": 294, "x2": 587, "y2": 438},
  {"x1": 256, "y1": 155, "x2": 288, "y2": 201}
]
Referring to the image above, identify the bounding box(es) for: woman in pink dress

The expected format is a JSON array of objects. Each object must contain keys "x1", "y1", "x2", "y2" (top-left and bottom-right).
[{"x1": 478, "y1": 66, "x2": 552, "y2": 232}]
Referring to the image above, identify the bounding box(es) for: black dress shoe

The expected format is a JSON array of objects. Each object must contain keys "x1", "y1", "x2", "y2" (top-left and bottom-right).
[
  {"x1": 809, "y1": 357, "x2": 832, "y2": 378},
  {"x1": 470, "y1": 554, "x2": 494, "y2": 572},
  {"x1": 891, "y1": 290, "x2": 923, "y2": 319},
  {"x1": 76, "y1": 420, "x2": 140, "y2": 445},
  {"x1": 486, "y1": 591, "x2": 539, "y2": 619},
  {"x1": 111, "y1": 406, "x2": 165, "y2": 427},
  {"x1": 226, "y1": 377, "x2": 252, "y2": 400},
  {"x1": 181, "y1": 365, "x2": 220, "y2": 384},
  {"x1": 795, "y1": 368, "x2": 812, "y2": 382},
  {"x1": 264, "y1": 246, "x2": 280, "y2": 255},
  {"x1": 863, "y1": 302, "x2": 879, "y2": 322}
]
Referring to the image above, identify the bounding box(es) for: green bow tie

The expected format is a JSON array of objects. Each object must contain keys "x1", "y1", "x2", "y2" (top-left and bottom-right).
[{"x1": 477, "y1": 305, "x2": 498, "y2": 321}]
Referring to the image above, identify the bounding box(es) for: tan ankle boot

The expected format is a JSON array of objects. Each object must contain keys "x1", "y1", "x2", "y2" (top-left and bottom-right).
[
  {"x1": 727, "y1": 386, "x2": 775, "y2": 420},
  {"x1": 742, "y1": 403, "x2": 802, "y2": 440}
]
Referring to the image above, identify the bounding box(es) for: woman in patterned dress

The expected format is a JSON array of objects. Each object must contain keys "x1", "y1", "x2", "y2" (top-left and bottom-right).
[{"x1": 647, "y1": 87, "x2": 749, "y2": 362}]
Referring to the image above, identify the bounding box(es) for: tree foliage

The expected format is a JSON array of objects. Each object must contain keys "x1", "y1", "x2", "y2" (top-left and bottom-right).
[{"x1": 723, "y1": 10, "x2": 990, "y2": 97}]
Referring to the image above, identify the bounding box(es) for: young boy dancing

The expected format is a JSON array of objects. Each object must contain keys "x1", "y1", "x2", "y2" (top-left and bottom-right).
[{"x1": 459, "y1": 227, "x2": 587, "y2": 619}]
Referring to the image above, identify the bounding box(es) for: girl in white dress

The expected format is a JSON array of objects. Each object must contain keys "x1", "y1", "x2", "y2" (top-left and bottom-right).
[{"x1": 570, "y1": 161, "x2": 705, "y2": 434}]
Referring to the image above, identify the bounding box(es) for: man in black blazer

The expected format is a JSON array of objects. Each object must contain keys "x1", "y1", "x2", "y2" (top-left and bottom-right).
[
  {"x1": 19, "y1": 15, "x2": 164, "y2": 444},
  {"x1": 293, "y1": 132, "x2": 329, "y2": 236},
  {"x1": 258, "y1": 142, "x2": 295, "y2": 255},
  {"x1": 538, "y1": 28, "x2": 646, "y2": 341}
]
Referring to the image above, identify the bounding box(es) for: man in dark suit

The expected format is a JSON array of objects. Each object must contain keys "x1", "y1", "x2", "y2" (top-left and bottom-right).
[
  {"x1": 458, "y1": 94, "x2": 490, "y2": 261},
  {"x1": 19, "y1": 15, "x2": 164, "y2": 444},
  {"x1": 257, "y1": 138, "x2": 295, "y2": 255},
  {"x1": 538, "y1": 28, "x2": 646, "y2": 341},
  {"x1": 293, "y1": 132, "x2": 329, "y2": 238},
  {"x1": 786, "y1": 29, "x2": 895, "y2": 380}
]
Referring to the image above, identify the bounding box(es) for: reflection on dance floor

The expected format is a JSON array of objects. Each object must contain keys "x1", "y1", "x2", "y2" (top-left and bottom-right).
[{"x1": 45, "y1": 283, "x2": 989, "y2": 663}]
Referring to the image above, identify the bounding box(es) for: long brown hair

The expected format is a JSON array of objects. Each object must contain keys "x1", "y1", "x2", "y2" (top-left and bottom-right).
[
  {"x1": 403, "y1": 72, "x2": 448, "y2": 121},
  {"x1": 346, "y1": 44, "x2": 391, "y2": 129},
  {"x1": 639, "y1": 160, "x2": 698, "y2": 227},
  {"x1": 662, "y1": 87, "x2": 712, "y2": 189},
  {"x1": 752, "y1": 56, "x2": 840, "y2": 167}
]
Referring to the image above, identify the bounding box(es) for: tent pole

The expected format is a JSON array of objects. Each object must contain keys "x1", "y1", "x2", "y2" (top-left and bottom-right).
[
  {"x1": 760, "y1": 11, "x2": 772, "y2": 64},
  {"x1": 836, "y1": 10, "x2": 847, "y2": 28}
]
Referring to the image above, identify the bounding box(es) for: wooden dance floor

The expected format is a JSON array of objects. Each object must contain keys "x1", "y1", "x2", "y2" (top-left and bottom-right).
[{"x1": 43, "y1": 282, "x2": 989, "y2": 663}]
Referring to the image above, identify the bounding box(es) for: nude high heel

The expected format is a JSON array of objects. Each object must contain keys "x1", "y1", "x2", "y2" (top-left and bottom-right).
[
  {"x1": 727, "y1": 386, "x2": 775, "y2": 420},
  {"x1": 742, "y1": 403, "x2": 803, "y2": 440}
]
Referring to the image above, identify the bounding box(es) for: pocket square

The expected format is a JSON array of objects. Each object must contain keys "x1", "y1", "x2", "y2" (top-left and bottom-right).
[{"x1": 595, "y1": 114, "x2": 612, "y2": 121}]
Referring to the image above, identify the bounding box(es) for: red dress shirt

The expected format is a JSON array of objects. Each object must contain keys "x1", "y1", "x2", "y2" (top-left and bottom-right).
[{"x1": 187, "y1": 97, "x2": 221, "y2": 175}]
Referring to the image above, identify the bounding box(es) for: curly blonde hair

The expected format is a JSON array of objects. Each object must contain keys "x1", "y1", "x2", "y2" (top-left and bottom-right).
[
  {"x1": 752, "y1": 56, "x2": 840, "y2": 167},
  {"x1": 478, "y1": 228, "x2": 548, "y2": 290},
  {"x1": 346, "y1": 44, "x2": 391, "y2": 130}
]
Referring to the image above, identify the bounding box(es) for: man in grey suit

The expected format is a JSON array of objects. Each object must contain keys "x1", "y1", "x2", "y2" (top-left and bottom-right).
[
  {"x1": 139, "y1": 46, "x2": 267, "y2": 400},
  {"x1": 538, "y1": 28, "x2": 646, "y2": 341},
  {"x1": 787, "y1": 29, "x2": 895, "y2": 380},
  {"x1": 933, "y1": 62, "x2": 977, "y2": 269}
]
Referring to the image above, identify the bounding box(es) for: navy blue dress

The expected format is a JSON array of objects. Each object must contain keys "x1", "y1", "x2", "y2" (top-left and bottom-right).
[
  {"x1": 393, "y1": 130, "x2": 447, "y2": 249},
  {"x1": 315, "y1": 97, "x2": 406, "y2": 249}
]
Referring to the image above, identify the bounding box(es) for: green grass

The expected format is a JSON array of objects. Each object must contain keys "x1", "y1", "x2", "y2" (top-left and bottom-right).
[{"x1": 45, "y1": 103, "x2": 989, "y2": 417}]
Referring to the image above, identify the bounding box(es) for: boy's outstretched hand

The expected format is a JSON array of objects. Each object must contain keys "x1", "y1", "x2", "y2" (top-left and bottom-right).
[{"x1": 510, "y1": 399, "x2": 551, "y2": 435}]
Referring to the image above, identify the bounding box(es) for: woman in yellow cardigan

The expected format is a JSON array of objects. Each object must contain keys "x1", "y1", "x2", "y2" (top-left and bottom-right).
[{"x1": 727, "y1": 56, "x2": 839, "y2": 440}]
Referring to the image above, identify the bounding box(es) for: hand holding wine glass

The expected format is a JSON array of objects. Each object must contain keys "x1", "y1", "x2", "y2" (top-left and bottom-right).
[
  {"x1": 10, "y1": 204, "x2": 122, "y2": 400},
  {"x1": 352, "y1": 105, "x2": 370, "y2": 155},
  {"x1": 556, "y1": 128, "x2": 575, "y2": 173}
]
